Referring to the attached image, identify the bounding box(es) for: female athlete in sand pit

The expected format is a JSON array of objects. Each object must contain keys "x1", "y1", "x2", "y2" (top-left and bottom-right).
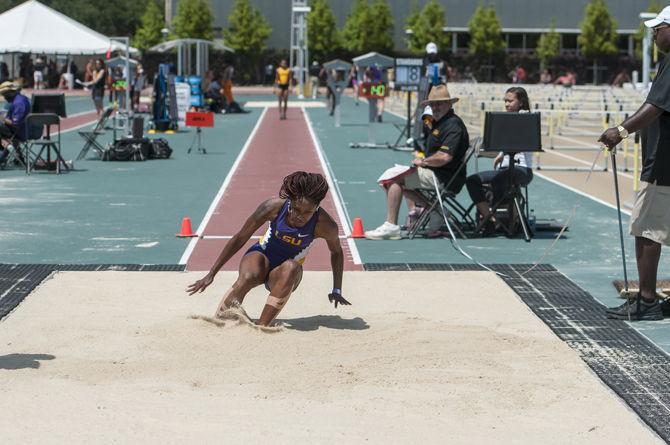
[{"x1": 187, "y1": 171, "x2": 350, "y2": 326}]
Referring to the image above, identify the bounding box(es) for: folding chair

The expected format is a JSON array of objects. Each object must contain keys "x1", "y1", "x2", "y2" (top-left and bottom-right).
[
  {"x1": 1, "y1": 134, "x2": 27, "y2": 170},
  {"x1": 407, "y1": 137, "x2": 481, "y2": 239},
  {"x1": 77, "y1": 107, "x2": 114, "y2": 160},
  {"x1": 474, "y1": 174, "x2": 531, "y2": 240},
  {"x1": 25, "y1": 113, "x2": 69, "y2": 174}
]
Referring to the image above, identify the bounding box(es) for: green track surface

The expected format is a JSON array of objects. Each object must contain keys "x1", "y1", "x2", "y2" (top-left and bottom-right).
[{"x1": 0, "y1": 106, "x2": 260, "y2": 265}]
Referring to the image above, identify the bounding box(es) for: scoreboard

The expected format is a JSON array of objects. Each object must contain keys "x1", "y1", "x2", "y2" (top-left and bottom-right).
[
  {"x1": 394, "y1": 58, "x2": 423, "y2": 91},
  {"x1": 359, "y1": 82, "x2": 388, "y2": 99}
]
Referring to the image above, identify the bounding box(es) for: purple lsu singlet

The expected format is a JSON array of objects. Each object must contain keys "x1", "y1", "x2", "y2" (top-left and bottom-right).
[{"x1": 246, "y1": 200, "x2": 320, "y2": 270}]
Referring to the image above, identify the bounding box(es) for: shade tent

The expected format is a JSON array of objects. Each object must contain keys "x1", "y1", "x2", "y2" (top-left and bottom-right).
[
  {"x1": 0, "y1": 0, "x2": 136, "y2": 54},
  {"x1": 107, "y1": 57, "x2": 140, "y2": 69},
  {"x1": 148, "y1": 39, "x2": 234, "y2": 77},
  {"x1": 323, "y1": 59, "x2": 352, "y2": 71},
  {"x1": 352, "y1": 52, "x2": 394, "y2": 69},
  {"x1": 148, "y1": 39, "x2": 235, "y2": 54}
]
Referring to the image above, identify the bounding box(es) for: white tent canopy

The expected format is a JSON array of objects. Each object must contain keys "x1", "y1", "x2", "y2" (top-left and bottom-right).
[
  {"x1": 148, "y1": 39, "x2": 234, "y2": 54},
  {"x1": 0, "y1": 0, "x2": 134, "y2": 54}
]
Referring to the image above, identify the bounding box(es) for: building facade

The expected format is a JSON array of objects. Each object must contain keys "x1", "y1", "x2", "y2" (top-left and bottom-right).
[{"x1": 166, "y1": 0, "x2": 651, "y2": 55}]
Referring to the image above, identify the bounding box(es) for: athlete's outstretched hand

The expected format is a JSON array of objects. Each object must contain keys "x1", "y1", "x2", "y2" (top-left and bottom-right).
[
  {"x1": 328, "y1": 292, "x2": 351, "y2": 308},
  {"x1": 187, "y1": 274, "x2": 214, "y2": 296}
]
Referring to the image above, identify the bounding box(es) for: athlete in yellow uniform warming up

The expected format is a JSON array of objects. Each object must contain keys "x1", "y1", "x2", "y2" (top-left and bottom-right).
[{"x1": 275, "y1": 59, "x2": 291, "y2": 120}]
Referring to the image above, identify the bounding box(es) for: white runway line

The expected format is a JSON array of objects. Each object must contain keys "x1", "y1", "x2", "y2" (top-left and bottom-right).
[
  {"x1": 199, "y1": 235, "x2": 348, "y2": 240},
  {"x1": 244, "y1": 101, "x2": 326, "y2": 108},
  {"x1": 178, "y1": 108, "x2": 269, "y2": 265},
  {"x1": 303, "y1": 108, "x2": 362, "y2": 265}
]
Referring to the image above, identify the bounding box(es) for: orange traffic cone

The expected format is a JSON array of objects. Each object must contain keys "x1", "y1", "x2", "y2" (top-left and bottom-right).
[
  {"x1": 176, "y1": 217, "x2": 198, "y2": 237},
  {"x1": 351, "y1": 217, "x2": 365, "y2": 238}
]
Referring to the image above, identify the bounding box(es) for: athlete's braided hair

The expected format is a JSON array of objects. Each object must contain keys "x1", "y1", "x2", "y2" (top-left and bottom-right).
[{"x1": 279, "y1": 171, "x2": 329, "y2": 204}]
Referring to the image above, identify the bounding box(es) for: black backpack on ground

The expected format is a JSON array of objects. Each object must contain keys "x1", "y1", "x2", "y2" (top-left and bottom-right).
[
  {"x1": 149, "y1": 138, "x2": 172, "y2": 159},
  {"x1": 102, "y1": 138, "x2": 150, "y2": 161}
]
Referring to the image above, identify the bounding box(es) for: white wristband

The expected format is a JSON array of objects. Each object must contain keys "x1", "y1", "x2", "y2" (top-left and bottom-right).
[{"x1": 332, "y1": 288, "x2": 341, "y2": 295}]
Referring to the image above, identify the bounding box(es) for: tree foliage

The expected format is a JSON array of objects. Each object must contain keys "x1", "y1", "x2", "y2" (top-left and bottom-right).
[
  {"x1": 342, "y1": 0, "x2": 371, "y2": 53},
  {"x1": 577, "y1": 0, "x2": 618, "y2": 58},
  {"x1": 635, "y1": 0, "x2": 663, "y2": 58},
  {"x1": 133, "y1": 0, "x2": 164, "y2": 51},
  {"x1": 171, "y1": 0, "x2": 215, "y2": 40},
  {"x1": 405, "y1": 0, "x2": 421, "y2": 51},
  {"x1": 405, "y1": 0, "x2": 450, "y2": 54},
  {"x1": 468, "y1": 4, "x2": 505, "y2": 58},
  {"x1": 307, "y1": 0, "x2": 341, "y2": 63},
  {"x1": 223, "y1": 0, "x2": 272, "y2": 54},
  {"x1": 536, "y1": 21, "x2": 560, "y2": 68},
  {"x1": 366, "y1": 0, "x2": 394, "y2": 53},
  {"x1": 342, "y1": 0, "x2": 394, "y2": 53}
]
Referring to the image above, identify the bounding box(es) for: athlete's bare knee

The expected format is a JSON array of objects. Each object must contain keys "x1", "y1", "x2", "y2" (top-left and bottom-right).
[
  {"x1": 236, "y1": 271, "x2": 263, "y2": 287},
  {"x1": 280, "y1": 260, "x2": 302, "y2": 276}
]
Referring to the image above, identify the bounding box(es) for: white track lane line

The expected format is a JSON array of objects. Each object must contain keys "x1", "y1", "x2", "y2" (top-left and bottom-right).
[
  {"x1": 303, "y1": 107, "x2": 362, "y2": 265},
  {"x1": 200, "y1": 235, "x2": 349, "y2": 240},
  {"x1": 533, "y1": 171, "x2": 631, "y2": 216},
  {"x1": 178, "y1": 107, "x2": 269, "y2": 265}
]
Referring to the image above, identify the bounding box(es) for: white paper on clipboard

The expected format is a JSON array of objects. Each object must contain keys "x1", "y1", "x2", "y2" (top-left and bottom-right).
[{"x1": 377, "y1": 164, "x2": 415, "y2": 185}]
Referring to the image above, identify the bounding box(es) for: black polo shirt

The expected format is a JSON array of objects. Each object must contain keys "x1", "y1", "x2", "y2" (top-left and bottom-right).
[
  {"x1": 425, "y1": 109, "x2": 469, "y2": 187},
  {"x1": 642, "y1": 53, "x2": 670, "y2": 185}
]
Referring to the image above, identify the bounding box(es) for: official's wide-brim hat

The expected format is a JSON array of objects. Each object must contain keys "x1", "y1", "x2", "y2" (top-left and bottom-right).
[
  {"x1": 420, "y1": 84, "x2": 459, "y2": 106},
  {"x1": 0, "y1": 81, "x2": 19, "y2": 95}
]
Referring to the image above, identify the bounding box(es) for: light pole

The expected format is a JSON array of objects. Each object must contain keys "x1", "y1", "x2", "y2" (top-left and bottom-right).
[
  {"x1": 110, "y1": 36, "x2": 132, "y2": 136},
  {"x1": 640, "y1": 12, "x2": 656, "y2": 89}
]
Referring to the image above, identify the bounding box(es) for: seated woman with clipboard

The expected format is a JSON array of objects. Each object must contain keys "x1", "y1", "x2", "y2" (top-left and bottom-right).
[{"x1": 465, "y1": 87, "x2": 535, "y2": 234}]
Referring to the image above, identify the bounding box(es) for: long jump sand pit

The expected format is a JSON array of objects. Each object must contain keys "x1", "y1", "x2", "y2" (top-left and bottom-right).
[{"x1": 0, "y1": 270, "x2": 661, "y2": 443}]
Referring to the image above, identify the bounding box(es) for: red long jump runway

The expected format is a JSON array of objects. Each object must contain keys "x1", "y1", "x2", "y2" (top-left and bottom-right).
[
  {"x1": 60, "y1": 111, "x2": 98, "y2": 132},
  {"x1": 185, "y1": 107, "x2": 361, "y2": 272}
]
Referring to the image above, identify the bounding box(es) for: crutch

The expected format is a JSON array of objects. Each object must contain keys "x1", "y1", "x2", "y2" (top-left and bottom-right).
[{"x1": 610, "y1": 147, "x2": 630, "y2": 319}]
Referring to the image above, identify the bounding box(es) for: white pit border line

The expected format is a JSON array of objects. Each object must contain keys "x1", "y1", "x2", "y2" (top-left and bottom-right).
[
  {"x1": 303, "y1": 107, "x2": 362, "y2": 265},
  {"x1": 179, "y1": 107, "x2": 269, "y2": 265}
]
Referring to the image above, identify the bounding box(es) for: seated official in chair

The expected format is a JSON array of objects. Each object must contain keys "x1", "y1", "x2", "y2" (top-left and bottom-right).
[
  {"x1": 0, "y1": 82, "x2": 30, "y2": 167},
  {"x1": 365, "y1": 84, "x2": 469, "y2": 240},
  {"x1": 465, "y1": 87, "x2": 534, "y2": 234},
  {"x1": 204, "y1": 73, "x2": 226, "y2": 113}
]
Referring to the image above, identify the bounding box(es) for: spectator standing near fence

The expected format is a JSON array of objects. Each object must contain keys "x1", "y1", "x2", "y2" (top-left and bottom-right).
[
  {"x1": 539, "y1": 69, "x2": 552, "y2": 84},
  {"x1": 598, "y1": 6, "x2": 670, "y2": 321},
  {"x1": 84, "y1": 59, "x2": 94, "y2": 83},
  {"x1": 309, "y1": 61, "x2": 320, "y2": 99},
  {"x1": 33, "y1": 57, "x2": 45, "y2": 89},
  {"x1": 350, "y1": 64, "x2": 359, "y2": 106},
  {"x1": 131, "y1": 64, "x2": 145, "y2": 111},
  {"x1": 222, "y1": 64, "x2": 235, "y2": 113},
  {"x1": 82, "y1": 59, "x2": 106, "y2": 116}
]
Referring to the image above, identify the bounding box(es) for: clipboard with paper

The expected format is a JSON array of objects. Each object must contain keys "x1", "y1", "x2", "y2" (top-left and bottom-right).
[{"x1": 377, "y1": 164, "x2": 415, "y2": 186}]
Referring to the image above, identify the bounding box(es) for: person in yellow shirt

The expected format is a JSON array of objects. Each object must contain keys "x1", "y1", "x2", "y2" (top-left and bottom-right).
[{"x1": 275, "y1": 59, "x2": 291, "y2": 120}]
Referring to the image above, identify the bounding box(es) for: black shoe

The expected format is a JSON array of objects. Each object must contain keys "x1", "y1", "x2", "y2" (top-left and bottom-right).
[
  {"x1": 606, "y1": 294, "x2": 663, "y2": 321},
  {"x1": 377, "y1": 115, "x2": 383, "y2": 123},
  {"x1": 661, "y1": 299, "x2": 670, "y2": 317}
]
